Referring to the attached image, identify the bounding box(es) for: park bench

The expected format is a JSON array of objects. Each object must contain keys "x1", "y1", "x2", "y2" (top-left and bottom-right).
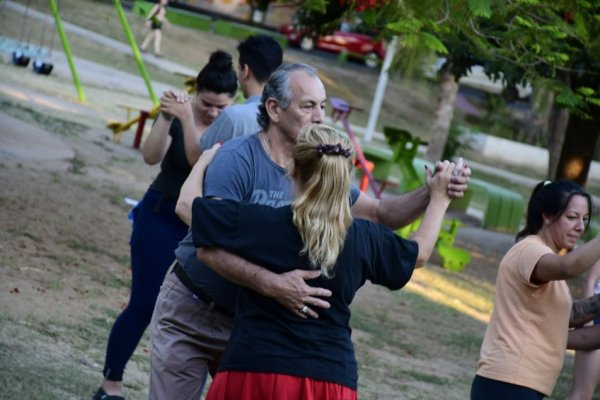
[{"x1": 467, "y1": 178, "x2": 524, "y2": 234}]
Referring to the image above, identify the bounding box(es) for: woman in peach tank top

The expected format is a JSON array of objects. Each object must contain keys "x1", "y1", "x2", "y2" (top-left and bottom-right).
[{"x1": 471, "y1": 180, "x2": 600, "y2": 399}]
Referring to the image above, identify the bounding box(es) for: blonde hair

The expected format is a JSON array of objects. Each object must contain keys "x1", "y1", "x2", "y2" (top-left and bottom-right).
[{"x1": 291, "y1": 124, "x2": 354, "y2": 278}]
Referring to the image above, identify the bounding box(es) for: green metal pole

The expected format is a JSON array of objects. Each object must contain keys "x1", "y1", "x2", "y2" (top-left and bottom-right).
[
  {"x1": 48, "y1": 0, "x2": 85, "y2": 102},
  {"x1": 114, "y1": 0, "x2": 159, "y2": 105}
]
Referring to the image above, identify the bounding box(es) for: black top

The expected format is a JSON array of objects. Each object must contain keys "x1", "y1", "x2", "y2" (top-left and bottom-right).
[
  {"x1": 149, "y1": 119, "x2": 191, "y2": 198},
  {"x1": 191, "y1": 198, "x2": 418, "y2": 389}
]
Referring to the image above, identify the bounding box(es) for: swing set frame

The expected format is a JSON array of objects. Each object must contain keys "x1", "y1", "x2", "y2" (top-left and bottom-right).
[
  {"x1": 8, "y1": 0, "x2": 161, "y2": 107},
  {"x1": 9, "y1": 0, "x2": 85, "y2": 101}
]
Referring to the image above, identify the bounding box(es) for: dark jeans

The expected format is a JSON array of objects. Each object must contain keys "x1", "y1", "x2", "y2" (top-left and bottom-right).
[
  {"x1": 471, "y1": 375, "x2": 545, "y2": 400},
  {"x1": 102, "y1": 189, "x2": 188, "y2": 381}
]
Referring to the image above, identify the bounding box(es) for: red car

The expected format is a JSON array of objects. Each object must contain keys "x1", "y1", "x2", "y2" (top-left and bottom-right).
[{"x1": 279, "y1": 24, "x2": 386, "y2": 68}]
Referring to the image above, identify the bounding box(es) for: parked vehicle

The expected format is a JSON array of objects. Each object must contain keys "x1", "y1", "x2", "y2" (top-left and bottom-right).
[{"x1": 279, "y1": 23, "x2": 386, "y2": 68}]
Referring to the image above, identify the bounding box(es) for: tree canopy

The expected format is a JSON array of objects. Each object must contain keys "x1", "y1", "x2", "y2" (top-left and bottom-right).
[{"x1": 294, "y1": 0, "x2": 600, "y2": 184}]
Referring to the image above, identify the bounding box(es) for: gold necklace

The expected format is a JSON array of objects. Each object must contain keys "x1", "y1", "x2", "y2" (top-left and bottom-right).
[{"x1": 260, "y1": 132, "x2": 272, "y2": 160}]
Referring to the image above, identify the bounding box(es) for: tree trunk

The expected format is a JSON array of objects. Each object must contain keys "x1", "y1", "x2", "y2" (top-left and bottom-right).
[
  {"x1": 546, "y1": 99, "x2": 570, "y2": 179},
  {"x1": 523, "y1": 88, "x2": 552, "y2": 146},
  {"x1": 426, "y1": 70, "x2": 458, "y2": 162},
  {"x1": 555, "y1": 108, "x2": 600, "y2": 186},
  {"x1": 554, "y1": 72, "x2": 600, "y2": 187}
]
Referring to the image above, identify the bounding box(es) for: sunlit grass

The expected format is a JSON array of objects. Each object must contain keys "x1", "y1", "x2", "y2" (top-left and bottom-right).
[{"x1": 406, "y1": 267, "x2": 494, "y2": 324}]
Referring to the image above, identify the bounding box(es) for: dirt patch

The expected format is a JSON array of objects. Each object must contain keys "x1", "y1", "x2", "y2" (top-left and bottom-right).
[{"x1": 0, "y1": 80, "x2": 157, "y2": 397}]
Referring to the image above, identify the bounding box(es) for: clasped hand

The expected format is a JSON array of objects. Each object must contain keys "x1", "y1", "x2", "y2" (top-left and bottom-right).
[
  {"x1": 428, "y1": 157, "x2": 471, "y2": 199},
  {"x1": 159, "y1": 89, "x2": 193, "y2": 121}
]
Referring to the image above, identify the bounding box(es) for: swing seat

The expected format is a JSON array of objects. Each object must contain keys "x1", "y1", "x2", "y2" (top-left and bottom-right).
[
  {"x1": 12, "y1": 51, "x2": 30, "y2": 67},
  {"x1": 32, "y1": 59, "x2": 53, "y2": 75}
]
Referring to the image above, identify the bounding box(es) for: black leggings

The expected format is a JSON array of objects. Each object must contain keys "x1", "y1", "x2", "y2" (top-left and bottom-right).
[{"x1": 471, "y1": 375, "x2": 545, "y2": 400}]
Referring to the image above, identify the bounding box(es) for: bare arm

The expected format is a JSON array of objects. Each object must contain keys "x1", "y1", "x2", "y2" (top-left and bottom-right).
[
  {"x1": 175, "y1": 144, "x2": 220, "y2": 225},
  {"x1": 351, "y1": 161, "x2": 470, "y2": 230},
  {"x1": 584, "y1": 259, "x2": 600, "y2": 297},
  {"x1": 160, "y1": 90, "x2": 201, "y2": 165},
  {"x1": 142, "y1": 111, "x2": 173, "y2": 165},
  {"x1": 184, "y1": 147, "x2": 332, "y2": 318},
  {"x1": 409, "y1": 162, "x2": 453, "y2": 267},
  {"x1": 351, "y1": 185, "x2": 430, "y2": 229},
  {"x1": 531, "y1": 235, "x2": 600, "y2": 282},
  {"x1": 146, "y1": 4, "x2": 159, "y2": 21},
  {"x1": 197, "y1": 247, "x2": 332, "y2": 319},
  {"x1": 568, "y1": 325, "x2": 600, "y2": 350},
  {"x1": 570, "y1": 293, "x2": 600, "y2": 327},
  {"x1": 569, "y1": 260, "x2": 600, "y2": 327}
]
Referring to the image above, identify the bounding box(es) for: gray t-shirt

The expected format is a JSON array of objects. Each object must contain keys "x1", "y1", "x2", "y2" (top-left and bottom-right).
[
  {"x1": 176, "y1": 134, "x2": 361, "y2": 311},
  {"x1": 199, "y1": 95, "x2": 261, "y2": 151},
  {"x1": 176, "y1": 134, "x2": 293, "y2": 310}
]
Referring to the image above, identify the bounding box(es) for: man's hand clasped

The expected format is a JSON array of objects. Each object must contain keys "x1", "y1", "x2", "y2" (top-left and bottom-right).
[{"x1": 426, "y1": 157, "x2": 471, "y2": 199}]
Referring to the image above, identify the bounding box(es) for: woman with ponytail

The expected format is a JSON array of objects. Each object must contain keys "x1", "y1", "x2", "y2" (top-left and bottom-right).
[
  {"x1": 93, "y1": 51, "x2": 237, "y2": 400},
  {"x1": 189, "y1": 124, "x2": 455, "y2": 399},
  {"x1": 471, "y1": 180, "x2": 600, "y2": 400}
]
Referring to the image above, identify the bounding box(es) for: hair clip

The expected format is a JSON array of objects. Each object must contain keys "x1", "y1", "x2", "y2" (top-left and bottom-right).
[
  {"x1": 316, "y1": 143, "x2": 352, "y2": 159},
  {"x1": 543, "y1": 180, "x2": 552, "y2": 186}
]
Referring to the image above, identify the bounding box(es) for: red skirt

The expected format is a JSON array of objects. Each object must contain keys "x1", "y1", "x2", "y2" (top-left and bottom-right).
[{"x1": 206, "y1": 371, "x2": 358, "y2": 400}]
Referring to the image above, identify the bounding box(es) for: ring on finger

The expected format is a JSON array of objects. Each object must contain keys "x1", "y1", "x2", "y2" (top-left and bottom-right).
[{"x1": 299, "y1": 306, "x2": 309, "y2": 314}]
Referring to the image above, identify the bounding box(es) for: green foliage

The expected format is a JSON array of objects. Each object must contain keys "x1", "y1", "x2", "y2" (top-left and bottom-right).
[
  {"x1": 442, "y1": 123, "x2": 473, "y2": 160},
  {"x1": 295, "y1": 0, "x2": 350, "y2": 37},
  {"x1": 468, "y1": 0, "x2": 493, "y2": 18},
  {"x1": 301, "y1": 0, "x2": 328, "y2": 13},
  {"x1": 387, "y1": 18, "x2": 424, "y2": 35},
  {"x1": 419, "y1": 32, "x2": 448, "y2": 54}
]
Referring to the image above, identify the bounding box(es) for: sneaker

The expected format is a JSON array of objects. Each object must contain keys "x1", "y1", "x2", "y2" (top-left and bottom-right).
[{"x1": 92, "y1": 387, "x2": 125, "y2": 400}]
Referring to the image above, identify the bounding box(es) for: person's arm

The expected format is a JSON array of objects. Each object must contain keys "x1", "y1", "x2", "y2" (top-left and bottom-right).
[
  {"x1": 351, "y1": 161, "x2": 470, "y2": 230},
  {"x1": 146, "y1": 4, "x2": 159, "y2": 21},
  {"x1": 160, "y1": 90, "x2": 200, "y2": 165},
  {"x1": 570, "y1": 293, "x2": 600, "y2": 327},
  {"x1": 569, "y1": 260, "x2": 600, "y2": 327},
  {"x1": 142, "y1": 105, "x2": 173, "y2": 165},
  {"x1": 531, "y1": 235, "x2": 600, "y2": 282},
  {"x1": 175, "y1": 144, "x2": 221, "y2": 225},
  {"x1": 197, "y1": 247, "x2": 331, "y2": 319},
  {"x1": 351, "y1": 186, "x2": 429, "y2": 229},
  {"x1": 185, "y1": 147, "x2": 332, "y2": 318},
  {"x1": 584, "y1": 259, "x2": 600, "y2": 297},
  {"x1": 409, "y1": 162, "x2": 453, "y2": 267},
  {"x1": 568, "y1": 325, "x2": 600, "y2": 350}
]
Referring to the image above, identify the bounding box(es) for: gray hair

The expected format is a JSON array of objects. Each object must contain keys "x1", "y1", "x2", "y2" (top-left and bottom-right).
[{"x1": 257, "y1": 63, "x2": 319, "y2": 130}]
